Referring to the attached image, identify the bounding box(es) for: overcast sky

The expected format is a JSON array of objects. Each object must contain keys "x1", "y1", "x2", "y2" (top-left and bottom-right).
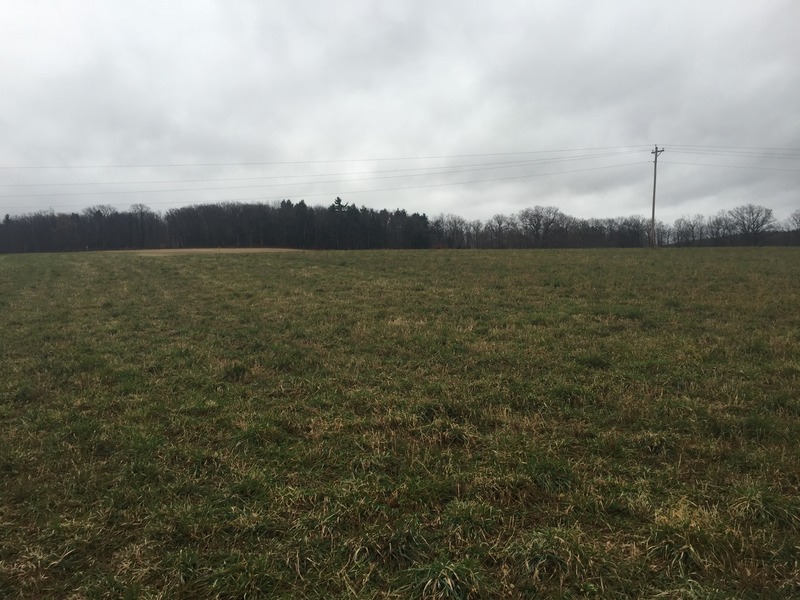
[{"x1": 1, "y1": 1, "x2": 798, "y2": 224}]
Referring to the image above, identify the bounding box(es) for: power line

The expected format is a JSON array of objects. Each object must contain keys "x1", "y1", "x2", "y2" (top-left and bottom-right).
[
  {"x1": 0, "y1": 150, "x2": 643, "y2": 192},
  {"x1": 3, "y1": 142, "x2": 794, "y2": 215},
  {"x1": 0, "y1": 145, "x2": 652, "y2": 170},
  {"x1": 660, "y1": 161, "x2": 800, "y2": 172},
  {"x1": 666, "y1": 144, "x2": 800, "y2": 153},
  {"x1": 0, "y1": 152, "x2": 644, "y2": 199},
  {"x1": 668, "y1": 149, "x2": 800, "y2": 161},
  {"x1": 2, "y1": 144, "x2": 795, "y2": 172},
  {"x1": 0, "y1": 160, "x2": 650, "y2": 211},
  {"x1": 3, "y1": 157, "x2": 543, "y2": 188}
]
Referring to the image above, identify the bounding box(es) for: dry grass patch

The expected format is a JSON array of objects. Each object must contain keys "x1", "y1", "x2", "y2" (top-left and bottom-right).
[{"x1": 131, "y1": 247, "x2": 301, "y2": 256}]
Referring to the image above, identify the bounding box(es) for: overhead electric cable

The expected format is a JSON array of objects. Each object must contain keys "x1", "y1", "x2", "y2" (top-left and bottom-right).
[
  {"x1": 0, "y1": 152, "x2": 646, "y2": 199},
  {"x1": 0, "y1": 160, "x2": 649, "y2": 211},
  {"x1": 665, "y1": 144, "x2": 800, "y2": 152},
  {"x1": 0, "y1": 145, "x2": 652, "y2": 170},
  {"x1": 667, "y1": 149, "x2": 800, "y2": 160},
  {"x1": 0, "y1": 150, "x2": 643, "y2": 190},
  {"x1": 660, "y1": 161, "x2": 800, "y2": 172}
]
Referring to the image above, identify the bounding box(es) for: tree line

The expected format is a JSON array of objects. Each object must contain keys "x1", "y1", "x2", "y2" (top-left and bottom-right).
[
  {"x1": 1, "y1": 199, "x2": 798, "y2": 253},
  {"x1": 429, "y1": 203, "x2": 799, "y2": 249}
]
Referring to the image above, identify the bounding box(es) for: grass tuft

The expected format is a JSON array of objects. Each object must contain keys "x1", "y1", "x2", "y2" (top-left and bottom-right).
[{"x1": 402, "y1": 558, "x2": 483, "y2": 600}]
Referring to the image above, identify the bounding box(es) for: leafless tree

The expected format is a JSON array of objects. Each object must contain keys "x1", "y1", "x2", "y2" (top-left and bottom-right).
[
  {"x1": 690, "y1": 214, "x2": 706, "y2": 243},
  {"x1": 727, "y1": 204, "x2": 775, "y2": 245},
  {"x1": 439, "y1": 214, "x2": 467, "y2": 248},
  {"x1": 518, "y1": 207, "x2": 543, "y2": 246},
  {"x1": 467, "y1": 220, "x2": 482, "y2": 248},
  {"x1": 706, "y1": 211, "x2": 732, "y2": 244},
  {"x1": 788, "y1": 209, "x2": 800, "y2": 232},
  {"x1": 518, "y1": 206, "x2": 564, "y2": 247},
  {"x1": 487, "y1": 214, "x2": 512, "y2": 248},
  {"x1": 787, "y1": 209, "x2": 800, "y2": 245},
  {"x1": 673, "y1": 214, "x2": 707, "y2": 246},
  {"x1": 673, "y1": 217, "x2": 691, "y2": 246},
  {"x1": 656, "y1": 221, "x2": 673, "y2": 246}
]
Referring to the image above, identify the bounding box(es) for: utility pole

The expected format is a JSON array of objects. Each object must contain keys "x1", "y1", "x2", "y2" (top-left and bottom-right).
[{"x1": 650, "y1": 145, "x2": 664, "y2": 247}]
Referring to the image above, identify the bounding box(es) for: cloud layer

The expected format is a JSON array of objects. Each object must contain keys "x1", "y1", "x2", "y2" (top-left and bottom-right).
[{"x1": 1, "y1": 0, "x2": 798, "y2": 223}]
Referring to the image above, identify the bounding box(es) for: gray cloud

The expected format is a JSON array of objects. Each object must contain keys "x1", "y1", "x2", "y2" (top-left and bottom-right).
[{"x1": 1, "y1": 0, "x2": 797, "y2": 224}]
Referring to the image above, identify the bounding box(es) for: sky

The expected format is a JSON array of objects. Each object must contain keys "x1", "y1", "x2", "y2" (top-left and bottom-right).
[{"x1": 1, "y1": 0, "x2": 798, "y2": 225}]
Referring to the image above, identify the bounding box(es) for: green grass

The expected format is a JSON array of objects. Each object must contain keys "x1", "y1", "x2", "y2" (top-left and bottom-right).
[{"x1": 1, "y1": 247, "x2": 799, "y2": 598}]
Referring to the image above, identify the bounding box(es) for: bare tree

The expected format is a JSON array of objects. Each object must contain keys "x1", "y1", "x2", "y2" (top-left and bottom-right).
[
  {"x1": 444, "y1": 214, "x2": 468, "y2": 248},
  {"x1": 656, "y1": 221, "x2": 673, "y2": 246},
  {"x1": 539, "y1": 206, "x2": 565, "y2": 247},
  {"x1": 787, "y1": 209, "x2": 800, "y2": 245},
  {"x1": 467, "y1": 220, "x2": 482, "y2": 248},
  {"x1": 518, "y1": 207, "x2": 543, "y2": 247},
  {"x1": 788, "y1": 209, "x2": 800, "y2": 232},
  {"x1": 488, "y1": 214, "x2": 511, "y2": 248},
  {"x1": 727, "y1": 204, "x2": 775, "y2": 245},
  {"x1": 130, "y1": 203, "x2": 159, "y2": 248},
  {"x1": 690, "y1": 214, "x2": 706, "y2": 244},
  {"x1": 518, "y1": 205, "x2": 564, "y2": 247},
  {"x1": 81, "y1": 204, "x2": 119, "y2": 250},
  {"x1": 673, "y1": 217, "x2": 691, "y2": 246},
  {"x1": 706, "y1": 211, "x2": 732, "y2": 244},
  {"x1": 673, "y1": 214, "x2": 707, "y2": 246}
]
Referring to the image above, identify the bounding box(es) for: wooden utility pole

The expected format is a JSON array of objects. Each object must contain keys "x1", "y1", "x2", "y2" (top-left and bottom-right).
[{"x1": 650, "y1": 145, "x2": 664, "y2": 247}]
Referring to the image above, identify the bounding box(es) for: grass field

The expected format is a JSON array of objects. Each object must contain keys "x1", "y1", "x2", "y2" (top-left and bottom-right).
[{"x1": 1, "y1": 248, "x2": 799, "y2": 598}]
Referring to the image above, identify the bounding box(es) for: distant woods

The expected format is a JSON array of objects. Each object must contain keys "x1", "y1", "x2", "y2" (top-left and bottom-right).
[
  {"x1": 1, "y1": 199, "x2": 798, "y2": 253},
  {"x1": 0, "y1": 200, "x2": 430, "y2": 254}
]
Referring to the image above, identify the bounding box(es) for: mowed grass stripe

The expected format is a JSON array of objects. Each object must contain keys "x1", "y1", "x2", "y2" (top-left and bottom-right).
[{"x1": 1, "y1": 248, "x2": 798, "y2": 598}]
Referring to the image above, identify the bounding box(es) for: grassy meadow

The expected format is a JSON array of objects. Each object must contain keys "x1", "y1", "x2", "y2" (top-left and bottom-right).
[{"x1": 1, "y1": 247, "x2": 799, "y2": 598}]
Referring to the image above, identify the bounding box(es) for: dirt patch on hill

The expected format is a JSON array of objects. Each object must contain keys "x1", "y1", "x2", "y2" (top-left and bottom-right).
[{"x1": 132, "y1": 247, "x2": 302, "y2": 256}]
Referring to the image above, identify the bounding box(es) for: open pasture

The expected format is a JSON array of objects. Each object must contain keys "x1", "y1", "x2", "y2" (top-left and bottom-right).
[{"x1": 1, "y1": 248, "x2": 799, "y2": 598}]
